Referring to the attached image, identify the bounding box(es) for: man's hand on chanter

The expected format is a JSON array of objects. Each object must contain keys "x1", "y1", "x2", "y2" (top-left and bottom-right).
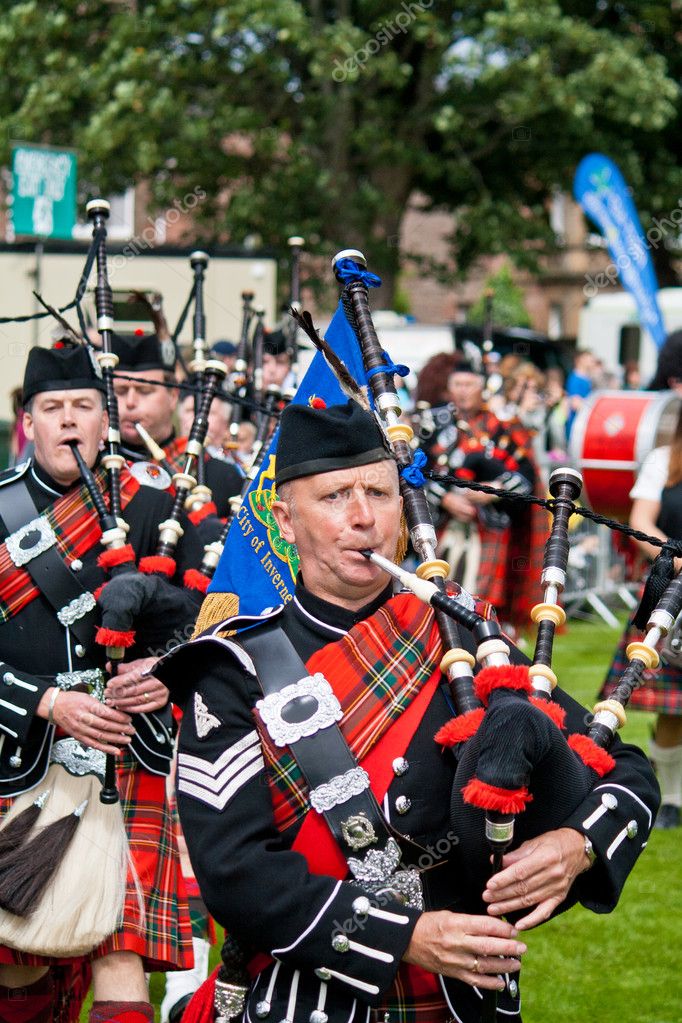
[
  {"x1": 483, "y1": 827, "x2": 592, "y2": 929},
  {"x1": 403, "y1": 910, "x2": 526, "y2": 990}
]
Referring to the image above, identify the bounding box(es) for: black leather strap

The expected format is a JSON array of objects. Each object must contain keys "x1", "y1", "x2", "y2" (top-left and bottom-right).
[
  {"x1": 240, "y1": 620, "x2": 394, "y2": 858},
  {"x1": 0, "y1": 476, "x2": 98, "y2": 647}
]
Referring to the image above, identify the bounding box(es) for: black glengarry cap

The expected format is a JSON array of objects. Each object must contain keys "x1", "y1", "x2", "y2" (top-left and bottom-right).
[
  {"x1": 110, "y1": 330, "x2": 176, "y2": 372},
  {"x1": 275, "y1": 398, "x2": 393, "y2": 487},
  {"x1": 22, "y1": 343, "x2": 106, "y2": 406}
]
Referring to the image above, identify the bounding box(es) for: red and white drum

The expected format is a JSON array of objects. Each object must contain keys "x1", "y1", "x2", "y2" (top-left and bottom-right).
[{"x1": 570, "y1": 389, "x2": 681, "y2": 520}]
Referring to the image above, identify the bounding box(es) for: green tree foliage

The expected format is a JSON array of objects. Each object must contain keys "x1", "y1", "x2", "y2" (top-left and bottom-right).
[
  {"x1": 467, "y1": 263, "x2": 531, "y2": 327},
  {"x1": 0, "y1": 1, "x2": 677, "y2": 303}
]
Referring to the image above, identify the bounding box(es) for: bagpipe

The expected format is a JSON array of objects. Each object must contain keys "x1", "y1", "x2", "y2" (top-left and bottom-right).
[{"x1": 324, "y1": 250, "x2": 679, "y2": 1021}]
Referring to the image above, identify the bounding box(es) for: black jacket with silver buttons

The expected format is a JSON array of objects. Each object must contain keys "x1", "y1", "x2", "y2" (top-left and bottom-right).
[
  {"x1": 159, "y1": 580, "x2": 659, "y2": 1023},
  {"x1": 0, "y1": 459, "x2": 204, "y2": 797}
]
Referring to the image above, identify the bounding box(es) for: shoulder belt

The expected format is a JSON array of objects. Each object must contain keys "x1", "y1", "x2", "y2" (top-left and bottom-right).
[
  {"x1": 0, "y1": 476, "x2": 97, "y2": 646},
  {"x1": 238, "y1": 618, "x2": 396, "y2": 863}
]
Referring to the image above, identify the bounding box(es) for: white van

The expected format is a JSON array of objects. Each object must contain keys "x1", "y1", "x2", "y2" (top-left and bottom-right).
[{"x1": 577, "y1": 287, "x2": 682, "y2": 382}]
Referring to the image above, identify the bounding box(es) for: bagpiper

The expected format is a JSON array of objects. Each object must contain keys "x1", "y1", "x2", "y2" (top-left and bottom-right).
[
  {"x1": 0, "y1": 343, "x2": 203, "y2": 1023},
  {"x1": 157, "y1": 398, "x2": 659, "y2": 1023}
]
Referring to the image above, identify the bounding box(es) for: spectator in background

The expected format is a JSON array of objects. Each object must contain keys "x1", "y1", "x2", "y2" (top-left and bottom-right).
[
  {"x1": 565, "y1": 348, "x2": 596, "y2": 440},
  {"x1": 414, "y1": 352, "x2": 461, "y2": 408},
  {"x1": 497, "y1": 363, "x2": 546, "y2": 431},
  {"x1": 649, "y1": 330, "x2": 682, "y2": 391},
  {"x1": 542, "y1": 367, "x2": 569, "y2": 464},
  {"x1": 623, "y1": 360, "x2": 642, "y2": 391}
]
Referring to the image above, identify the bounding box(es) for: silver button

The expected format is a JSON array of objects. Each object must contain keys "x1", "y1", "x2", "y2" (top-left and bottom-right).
[
  {"x1": 603, "y1": 792, "x2": 618, "y2": 810},
  {"x1": 310, "y1": 1013, "x2": 329, "y2": 1023},
  {"x1": 395, "y1": 795, "x2": 411, "y2": 815},
  {"x1": 255, "y1": 1002, "x2": 270, "y2": 1019},
  {"x1": 508, "y1": 979, "x2": 518, "y2": 998},
  {"x1": 626, "y1": 819, "x2": 638, "y2": 839},
  {"x1": 392, "y1": 757, "x2": 409, "y2": 776},
  {"x1": 315, "y1": 968, "x2": 332, "y2": 981},
  {"x1": 3, "y1": 671, "x2": 14, "y2": 685},
  {"x1": 74, "y1": 644, "x2": 86, "y2": 658},
  {"x1": 332, "y1": 933, "x2": 350, "y2": 953},
  {"x1": 70, "y1": 559, "x2": 83, "y2": 572},
  {"x1": 9, "y1": 754, "x2": 22, "y2": 768},
  {"x1": 352, "y1": 896, "x2": 371, "y2": 917}
]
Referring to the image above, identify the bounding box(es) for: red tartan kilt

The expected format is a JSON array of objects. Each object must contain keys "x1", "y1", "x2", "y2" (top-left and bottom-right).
[
  {"x1": 0, "y1": 752, "x2": 193, "y2": 972},
  {"x1": 372, "y1": 963, "x2": 450, "y2": 1021},
  {"x1": 600, "y1": 620, "x2": 682, "y2": 716},
  {"x1": 476, "y1": 525, "x2": 509, "y2": 609}
]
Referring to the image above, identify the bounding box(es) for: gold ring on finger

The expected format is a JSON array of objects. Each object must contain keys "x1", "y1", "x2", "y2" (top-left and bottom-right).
[
  {"x1": 142, "y1": 691, "x2": 150, "y2": 701},
  {"x1": 473, "y1": 957, "x2": 479, "y2": 974}
]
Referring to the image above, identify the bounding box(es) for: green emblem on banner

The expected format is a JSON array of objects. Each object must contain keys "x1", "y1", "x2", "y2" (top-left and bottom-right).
[{"x1": 10, "y1": 144, "x2": 77, "y2": 240}]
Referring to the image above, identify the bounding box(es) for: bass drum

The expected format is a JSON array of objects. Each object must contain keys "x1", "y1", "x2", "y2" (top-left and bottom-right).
[{"x1": 569, "y1": 389, "x2": 681, "y2": 519}]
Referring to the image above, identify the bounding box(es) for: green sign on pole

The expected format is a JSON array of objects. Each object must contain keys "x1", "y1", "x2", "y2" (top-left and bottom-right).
[{"x1": 10, "y1": 143, "x2": 77, "y2": 240}]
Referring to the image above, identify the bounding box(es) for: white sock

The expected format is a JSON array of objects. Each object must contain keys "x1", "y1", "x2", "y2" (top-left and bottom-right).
[
  {"x1": 160, "y1": 936, "x2": 211, "y2": 1023},
  {"x1": 650, "y1": 739, "x2": 682, "y2": 808}
]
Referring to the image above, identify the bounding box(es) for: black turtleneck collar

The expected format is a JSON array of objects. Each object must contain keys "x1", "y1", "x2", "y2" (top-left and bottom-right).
[
  {"x1": 29, "y1": 458, "x2": 76, "y2": 499},
  {"x1": 286, "y1": 573, "x2": 393, "y2": 647}
]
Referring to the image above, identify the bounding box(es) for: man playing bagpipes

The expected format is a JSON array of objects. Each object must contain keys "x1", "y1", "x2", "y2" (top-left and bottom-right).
[
  {"x1": 0, "y1": 343, "x2": 208, "y2": 1023},
  {"x1": 156, "y1": 398, "x2": 658, "y2": 1023},
  {"x1": 424, "y1": 359, "x2": 547, "y2": 634},
  {"x1": 111, "y1": 330, "x2": 243, "y2": 523}
]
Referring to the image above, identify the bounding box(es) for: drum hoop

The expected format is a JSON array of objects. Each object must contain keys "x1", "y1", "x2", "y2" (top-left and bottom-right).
[{"x1": 635, "y1": 391, "x2": 681, "y2": 467}]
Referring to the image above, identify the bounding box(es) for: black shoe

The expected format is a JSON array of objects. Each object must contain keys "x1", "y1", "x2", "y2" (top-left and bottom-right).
[
  {"x1": 168, "y1": 993, "x2": 194, "y2": 1023},
  {"x1": 654, "y1": 804, "x2": 680, "y2": 829}
]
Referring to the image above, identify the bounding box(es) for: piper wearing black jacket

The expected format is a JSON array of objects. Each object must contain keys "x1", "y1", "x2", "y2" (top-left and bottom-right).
[
  {"x1": 159, "y1": 399, "x2": 660, "y2": 1023},
  {"x1": 0, "y1": 344, "x2": 203, "y2": 1023}
]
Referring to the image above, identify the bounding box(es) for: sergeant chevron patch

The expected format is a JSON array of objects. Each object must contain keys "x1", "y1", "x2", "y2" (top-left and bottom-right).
[
  {"x1": 177, "y1": 730, "x2": 264, "y2": 812},
  {"x1": 194, "y1": 692, "x2": 222, "y2": 738}
]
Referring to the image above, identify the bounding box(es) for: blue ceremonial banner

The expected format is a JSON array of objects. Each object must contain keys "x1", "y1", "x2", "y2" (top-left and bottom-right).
[
  {"x1": 574, "y1": 153, "x2": 666, "y2": 349},
  {"x1": 208, "y1": 301, "x2": 369, "y2": 615}
]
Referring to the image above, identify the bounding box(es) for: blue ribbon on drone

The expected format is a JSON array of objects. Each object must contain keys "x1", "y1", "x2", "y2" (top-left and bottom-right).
[
  {"x1": 334, "y1": 257, "x2": 383, "y2": 289},
  {"x1": 400, "y1": 449, "x2": 427, "y2": 487}
]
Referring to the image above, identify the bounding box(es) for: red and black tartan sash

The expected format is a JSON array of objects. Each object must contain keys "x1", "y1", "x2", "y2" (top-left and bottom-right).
[
  {"x1": 164, "y1": 436, "x2": 189, "y2": 473},
  {"x1": 254, "y1": 588, "x2": 494, "y2": 839},
  {"x1": 0, "y1": 467, "x2": 140, "y2": 625}
]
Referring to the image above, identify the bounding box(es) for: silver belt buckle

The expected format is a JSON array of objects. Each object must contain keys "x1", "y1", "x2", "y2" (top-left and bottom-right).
[
  {"x1": 348, "y1": 836, "x2": 424, "y2": 910},
  {"x1": 55, "y1": 668, "x2": 105, "y2": 700},
  {"x1": 6, "y1": 516, "x2": 57, "y2": 567},
  {"x1": 56, "y1": 591, "x2": 97, "y2": 627},
  {"x1": 50, "y1": 736, "x2": 106, "y2": 780}
]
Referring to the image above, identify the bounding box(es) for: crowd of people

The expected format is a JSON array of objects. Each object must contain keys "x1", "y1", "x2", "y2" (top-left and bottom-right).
[{"x1": 0, "y1": 303, "x2": 678, "y2": 1023}]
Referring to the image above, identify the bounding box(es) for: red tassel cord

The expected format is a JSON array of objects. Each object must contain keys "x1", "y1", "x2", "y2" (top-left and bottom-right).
[
  {"x1": 177, "y1": 970, "x2": 219, "y2": 1023},
  {"x1": 138, "y1": 555, "x2": 176, "y2": 577},
  {"x1": 474, "y1": 664, "x2": 532, "y2": 706},
  {"x1": 183, "y1": 569, "x2": 210, "y2": 594},
  {"x1": 188, "y1": 502, "x2": 218, "y2": 526},
  {"x1": 435, "y1": 708, "x2": 485, "y2": 748},
  {"x1": 529, "y1": 695, "x2": 566, "y2": 729},
  {"x1": 97, "y1": 545, "x2": 136, "y2": 570},
  {"x1": 567, "y1": 733, "x2": 616, "y2": 777},
  {"x1": 462, "y1": 777, "x2": 533, "y2": 814},
  {"x1": 95, "y1": 627, "x2": 136, "y2": 649}
]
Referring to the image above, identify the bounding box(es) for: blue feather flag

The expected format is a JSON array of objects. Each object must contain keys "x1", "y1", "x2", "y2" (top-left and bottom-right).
[
  {"x1": 574, "y1": 153, "x2": 666, "y2": 349},
  {"x1": 208, "y1": 300, "x2": 369, "y2": 615}
]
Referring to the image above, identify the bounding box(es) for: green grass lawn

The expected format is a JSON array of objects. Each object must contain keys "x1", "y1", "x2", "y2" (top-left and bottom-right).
[
  {"x1": 523, "y1": 617, "x2": 682, "y2": 1023},
  {"x1": 83, "y1": 615, "x2": 681, "y2": 1021}
]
